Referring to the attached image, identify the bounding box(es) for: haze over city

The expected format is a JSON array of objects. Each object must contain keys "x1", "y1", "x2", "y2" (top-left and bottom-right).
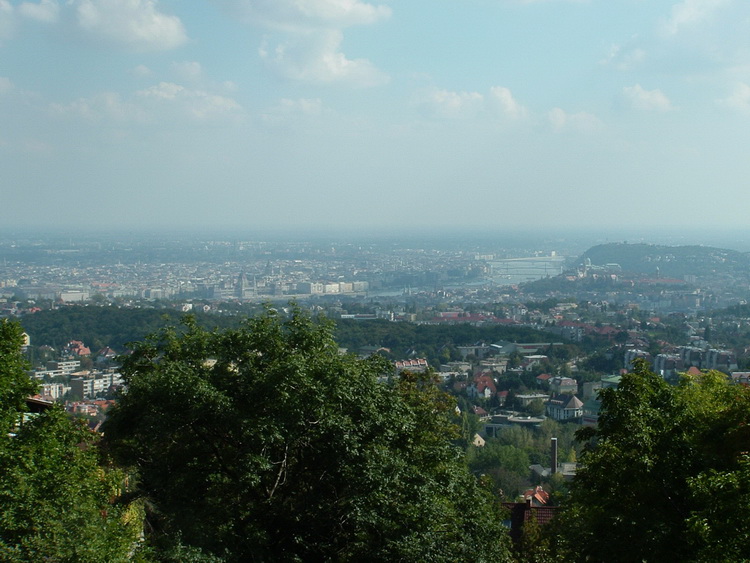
[{"x1": 2, "y1": 0, "x2": 750, "y2": 233}]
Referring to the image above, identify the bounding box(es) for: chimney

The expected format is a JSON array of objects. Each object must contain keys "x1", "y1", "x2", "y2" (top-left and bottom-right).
[{"x1": 551, "y1": 437, "x2": 558, "y2": 474}]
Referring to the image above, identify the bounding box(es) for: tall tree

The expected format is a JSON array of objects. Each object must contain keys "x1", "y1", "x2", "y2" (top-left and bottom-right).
[
  {"x1": 0, "y1": 321, "x2": 37, "y2": 430},
  {"x1": 104, "y1": 308, "x2": 511, "y2": 562},
  {"x1": 557, "y1": 360, "x2": 750, "y2": 562},
  {"x1": 0, "y1": 320, "x2": 141, "y2": 562}
]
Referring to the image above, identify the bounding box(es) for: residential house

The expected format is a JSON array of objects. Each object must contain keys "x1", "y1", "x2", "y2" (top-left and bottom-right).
[
  {"x1": 393, "y1": 358, "x2": 429, "y2": 373},
  {"x1": 546, "y1": 394, "x2": 584, "y2": 421},
  {"x1": 523, "y1": 355, "x2": 548, "y2": 371},
  {"x1": 536, "y1": 373, "x2": 552, "y2": 388},
  {"x1": 472, "y1": 434, "x2": 486, "y2": 447},
  {"x1": 457, "y1": 343, "x2": 494, "y2": 360},
  {"x1": 624, "y1": 349, "x2": 651, "y2": 369},
  {"x1": 653, "y1": 354, "x2": 683, "y2": 379},
  {"x1": 522, "y1": 485, "x2": 549, "y2": 507},
  {"x1": 502, "y1": 501, "x2": 560, "y2": 545},
  {"x1": 581, "y1": 397, "x2": 601, "y2": 427},
  {"x1": 515, "y1": 393, "x2": 549, "y2": 407},
  {"x1": 548, "y1": 376, "x2": 577, "y2": 395},
  {"x1": 467, "y1": 374, "x2": 497, "y2": 400},
  {"x1": 581, "y1": 375, "x2": 621, "y2": 427},
  {"x1": 65, "y1": 340, "x2": 91, "y2": 357},
  {"x1": 705, "y1": 348, "x2": 737, "y2": 372}
]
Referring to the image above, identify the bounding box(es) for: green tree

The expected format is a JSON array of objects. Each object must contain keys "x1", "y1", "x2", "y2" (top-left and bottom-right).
[
  {"x1": 0, "y1": 320, "x2": 141, "y2": 562},
  {"x1": 460, "y1": 409, "x2": 481, "y2": 447},
  {"x1": 104, "y1": 308, "x2": 512, "y2": 562},
  {"x1": 515, "y1": 512, "x2": 552, "y2": 563},
  {"x1": 468, "y1": 440, "x2": 531, "y2": 477},
  {"x1": 0, "y1": 320, "x2": 37, "y2": 431},
  {"x1": 524, "y1": 398, "x2": 546, "y2": 417},
  {"x1": 558, "y1": 360, "x2": 750, "y2": 562},
  {"x1": 686, "y1": 454, "x2": 750, "y2": 562}
]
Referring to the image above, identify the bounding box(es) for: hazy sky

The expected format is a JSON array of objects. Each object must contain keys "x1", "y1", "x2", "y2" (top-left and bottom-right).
[{"x1": 2, "y1": 0, "x2": 750, "y2": 233}]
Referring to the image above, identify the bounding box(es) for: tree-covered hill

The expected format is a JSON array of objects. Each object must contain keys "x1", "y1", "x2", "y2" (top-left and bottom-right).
[
  {"x1": 335, "y1": 319, "x2": 558, "y2": 361},
  {"x1": 522, "y1": 242, "x2": 750, "y2": 296},
  {"x1": 19, "y1": 307, "x2": 241, "y2": 352},
  {"x1": 577, "y1": 242, "x2": 750, "y2": 279},
  {"x1": 19, "y1": 306, "x2": 570, "y2": 363},
  {"x1": 103, "y1": 309, "x2": 512, "y2": 561}
]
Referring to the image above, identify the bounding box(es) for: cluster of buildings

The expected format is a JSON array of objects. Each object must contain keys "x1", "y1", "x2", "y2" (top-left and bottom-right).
[
  {"x1": 216, "y1": 273, "x2": 371, "y2": 299},
  {"x1": 434, "y1": 328, "x2": 747, "y2": 435},
  {"x1": 624, "y1": 345, "x2": 738, "y2": 379},
  {"x1": 0, "y1": 236, "x2": 523, "y2": 306},
  {"x1": 24, "y1": 342, "x2": 123, "y2": 423}
]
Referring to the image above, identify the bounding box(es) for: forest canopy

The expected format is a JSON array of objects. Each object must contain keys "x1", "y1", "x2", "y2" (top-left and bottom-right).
[
  {"x1": 103, "y1": 308, "x2": 513, "y2": 562},
  {"x1": 557, "y1": 360, "x2": 750, "y2": 562}
]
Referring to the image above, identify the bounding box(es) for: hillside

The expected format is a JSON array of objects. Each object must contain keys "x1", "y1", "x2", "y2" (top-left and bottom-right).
[{"x1": 578, "y1": 243, "x2": 750, "y2": 279}]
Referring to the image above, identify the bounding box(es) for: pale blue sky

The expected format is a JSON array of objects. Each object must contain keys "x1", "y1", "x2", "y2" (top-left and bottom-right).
[{"x1": 1, "y1": 0, "x2": 749, "y2": 233}]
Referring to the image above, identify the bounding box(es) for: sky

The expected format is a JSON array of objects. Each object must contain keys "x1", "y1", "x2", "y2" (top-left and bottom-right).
[{"x1": 2, "y1": 0, "x2": 750, "y2": 235}]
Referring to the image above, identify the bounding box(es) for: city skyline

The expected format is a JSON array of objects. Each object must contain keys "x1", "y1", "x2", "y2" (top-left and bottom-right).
[{"x1": 2, "y1": 0, "x2": 750, "y2": 232}]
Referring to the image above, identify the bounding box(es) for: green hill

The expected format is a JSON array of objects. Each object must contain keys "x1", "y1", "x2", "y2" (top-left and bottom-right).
[{"x1": 578, "y1": 243, "x2": 750, "y2": 279}]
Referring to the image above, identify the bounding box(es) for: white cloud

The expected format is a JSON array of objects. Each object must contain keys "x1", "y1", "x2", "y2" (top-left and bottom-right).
[
  {"x1": 136, "y1": 81, "x2": 243, "y2": 120},
  {"x1": 489, "y1": 86, "x2": 527, "y2": 119},
  {"x1": 261, "y1": 97, "x2": 325, "y2": 125},
  {"x1": 260, "y1": 29, "x2": 388, "y2": 87},
  {"x1": 276, "y1": 97, "x2": 324, "y2": 116},
  {"x1": 49, "y1": 91, "x2": 144, "y2": 122},
  {"x1": 71, "y1": 0, "x2": 187, "y2": 51},
  {"x1": 623, "y1": 84, "x2": 672, "y2": 111},
  {"x1": 0, "y1": 76, "x2": 13, "y2": 94},
  {"x1": 548, "y1": 107, "x2": 602, "y2": 132},
  {"x1": 414, "y1": 86, "x2": 528, "y2": 121},
  {"x1": 663, "y1": 0, "x2": 729, "y2": 36},
  {"x1": 18, "y1": 0, "x2": 59, "y2": 24},
  {"x1": 720, "y1": 83, "x2": 750, "y2": 115},
  {"x1": 0, "y1": 0, "x2": 16, "y2": 42},
  {"x1": 131, "y1": 64, "x2": 153, "y2": 78},
  {"x1": 418, "y1": 88, "x2": 484, "y2": 119},
  {"x1": 601, "y1": 43, "x2": 646, "y2": 71},
  {"x1": 172, "y1": 61, "x2": 203, "y2": 82},
  {"x1": 216, "y1": 0, "x2": 389, "y2": 88},
  {"x1": 48, "y1": 82, "x2": 243, "y2": 124},
  {"x1": 137, "y1": 81, "x2": 183, "y2": 100},
  {"x1": 213, "y1": 0, "x2": 391, "y2": 30}
]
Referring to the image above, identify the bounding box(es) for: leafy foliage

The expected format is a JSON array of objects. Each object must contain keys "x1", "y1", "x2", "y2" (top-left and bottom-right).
[
  {"x1": 467, "y1": 420, "x2": 579, "y2": 501},
  {"x1": 558, "y1": 360, "x2": 750, "y2": 562},
  {"x1": 104, "y1": 307, "x2": 512, "y2": 562},
  {"x1": 20, "y1": 306, "x2": 583, "y2": 370},
  {"x1": 20, "y1": 306, "x2": 240, "y2": 353},
  {"x1": 0, "y1": 320, "x2": 37, "y2": 430},
  {"x1": 0, "y1": 320, "x2": 141, "y2": 562},
  {"x1": 335, "y1": 318, "x2": 558, "y2": 361}
]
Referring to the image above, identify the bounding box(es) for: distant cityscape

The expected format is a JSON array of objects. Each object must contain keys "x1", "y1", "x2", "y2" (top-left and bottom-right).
[
  {"x1": 3, "y1": 231, "x2": 750, "y2": 315},
  {"x1": 6, "y1": 229, "x2": 750, "y2": 517},
  {"x1": 0, "y1": 233, "x2": 575, "y2": 305}
]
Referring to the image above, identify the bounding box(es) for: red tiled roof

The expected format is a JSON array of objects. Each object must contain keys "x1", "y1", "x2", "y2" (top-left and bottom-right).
[
  {"x1": 522, "y1": 485, "x2": 550, "y2": 506},
  {"x1": 502, "y1": 502, "x2": 561, "y2": 543}
]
